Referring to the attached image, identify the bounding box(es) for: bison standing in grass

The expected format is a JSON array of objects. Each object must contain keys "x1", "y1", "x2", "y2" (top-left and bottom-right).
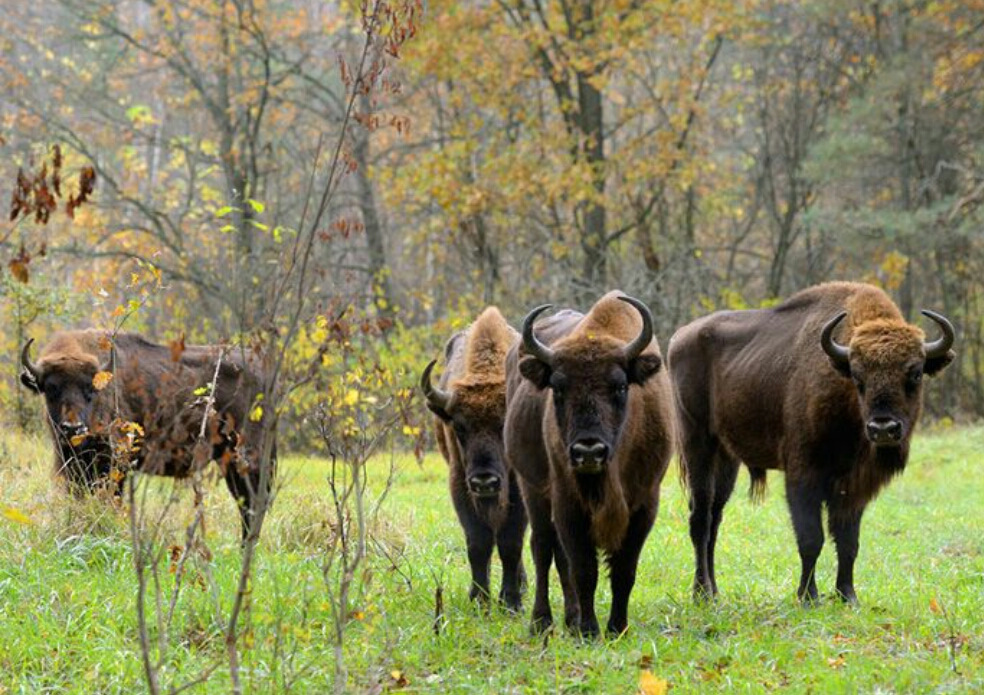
[
  {"x1": 20, "y1": 330, "x2": 276, "y2": 540},
  {"x1": 421, "y1": 307, "x2": 528, "y2": 611},
  {"x1": 668, "y1": 282, "x2": 955, "y2": 604},
  {"x1": 505, "y1": 292, "x2": 674, "y2": 637}
]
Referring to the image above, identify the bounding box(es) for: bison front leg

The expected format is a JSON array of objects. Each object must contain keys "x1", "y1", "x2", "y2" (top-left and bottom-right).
[
  {"x1": 496, "y1": 476, "x2": 528, "y2": 612},
  {"x1": 523, "y1": 485, "x2": 565, "y2": 632},
  {"x1": 829, "y1": 505, "x2": 863, "y2": 604},
  {"x1": 450, "y1": 484, "x2": 494, "y2": 605},
  {"x1": 786, "y1": 477, "x2": 824, "y2": 604},
  {"x1": 606, "y1": 505, "x2": 656, "y2": 637},
  {"x1": 555, "y1": 506, "x2": 600, "y2": 638}
]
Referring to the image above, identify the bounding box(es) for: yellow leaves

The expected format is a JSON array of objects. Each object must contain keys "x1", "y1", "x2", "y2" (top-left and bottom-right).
[
  {"x1": 638, "y1": 670, "x2": 668, "y2": 695},
  {"x1": 92, "y1": 371, "x2": 114, "y2": 391},
  {"x1": 343, "y1": 389, "x2": 360, "y2": 407},
  {"x1": 250, "y1": 405, "x2": 264, "y2": 422},
  {"x1": 2, "y1": 507, "x2": 33, "y2": 525},
  {"x1": 929, "y1": 596, "x2": 942, "y2": 614},
  {"x1": 827, "y1": 655, "x2": 847, "y2": 670},
  {"x1": 70, "y1": 433, "x2": 89, "y2": 447}
]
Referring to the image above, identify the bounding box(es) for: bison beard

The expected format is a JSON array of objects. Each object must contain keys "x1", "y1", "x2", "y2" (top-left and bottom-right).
[
  {"x1": 505, "y1": 292, "x2": 673, "y2": 637},
  {"x1": 20, "y1": 330, "x2": 275, "y2": 541},
  {"x1": 421, "y1": 307, "x2": 527, "y2": 611},
  {"x1": 668, "y1": 282, "x2": 955, "y2": 604}
]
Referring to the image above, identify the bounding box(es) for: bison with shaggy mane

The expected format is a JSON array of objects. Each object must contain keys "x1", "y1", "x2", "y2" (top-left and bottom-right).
[
  {"x1": 505, "y1": 292, "x2": 673, "y2": 637},
  {"x1": 421, "y1": 307, "x2": 527, "y2": 610},
  {"x1": 20, "y1": 329, "x2": 275, "y2": 540},
  {"x1": 668, "y1": 282, "x2": 955, "y2": 604}
]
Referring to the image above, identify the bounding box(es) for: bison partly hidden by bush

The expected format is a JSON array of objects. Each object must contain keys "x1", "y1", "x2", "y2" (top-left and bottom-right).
[{"x1": 20, "y1": 329, "x2": 276, "y2": 540}]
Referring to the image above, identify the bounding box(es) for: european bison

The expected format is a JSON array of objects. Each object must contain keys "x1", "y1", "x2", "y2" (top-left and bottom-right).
[
  {"x1": 421, "y1": 307, "x2": 527, "y2": 610},
  {"x1": 20, "y1": 330, "x2": 276, "y2": 539},
  {"x1": 668, "y1": 281, "x2": 955, "y2": 604},
  {"x1": 505, "y1": 292, "x2": 673, "y2": 637}
]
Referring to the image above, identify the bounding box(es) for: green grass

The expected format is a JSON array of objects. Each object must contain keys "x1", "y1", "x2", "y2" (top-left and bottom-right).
[{"x1": 1, "y1": 424, "x2": 982, "y2": 693}]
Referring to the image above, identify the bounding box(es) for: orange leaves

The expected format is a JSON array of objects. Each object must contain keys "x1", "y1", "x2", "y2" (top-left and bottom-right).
[
  {"x1": 170, "y1": 334, "x2": 187, "y2": 362},
  {"x1": 638, "y1": 670, "x2": 669, "y2": 695},
  {"x1": 8, "y1": 145, "x2": 96, "y2": 225},
  {"x1": 93, "y1": 371, "x2": 114, "y2": 391},
  {"x1": 66, "y1": 166, "x2": 97, "y2": 219}
]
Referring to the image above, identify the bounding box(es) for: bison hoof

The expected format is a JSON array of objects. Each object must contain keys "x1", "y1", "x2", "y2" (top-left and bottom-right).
[
  {"x1": 692, "y1": 583, "x2": 717, "y2": 604},
  {"x1": 606, "y1": 619, "x2": 628, "y2": 638},
  {"x1": 797, "y1": 590, "x2": 820, "y2": 607},
  {"x1": 499, "y1": 591, "x2": 523, "y2": 614},
  {"x1": 573, "y1": 616, "x2": 600, "y2": 639},
  {"x1": 529, "y1": 612, "x2": 554, "y2": 636},
  {"x1": 836, "y1": 586, "x2": 859, "y2": 605}
]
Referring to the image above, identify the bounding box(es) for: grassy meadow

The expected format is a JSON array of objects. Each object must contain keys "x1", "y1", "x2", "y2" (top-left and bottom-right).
[{"x1": 0, "y1": 424, "x2": 982, "y2": 693}]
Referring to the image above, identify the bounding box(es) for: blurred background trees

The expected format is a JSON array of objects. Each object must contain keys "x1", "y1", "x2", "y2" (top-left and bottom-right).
[{"x1": 3, "y1": 0, "x2": 983, "y2": 440}]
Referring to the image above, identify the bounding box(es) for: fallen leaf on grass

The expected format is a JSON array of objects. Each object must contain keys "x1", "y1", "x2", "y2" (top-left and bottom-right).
[
  {"x1": 639, "y1": 670, "x2": 668, "y2": 695},
  {"x1": 2, "y1": 507, "x2": 33, "y2": 525},
  {"x1": 827, "y1": 655, "x2": 846, "y2": 669}
]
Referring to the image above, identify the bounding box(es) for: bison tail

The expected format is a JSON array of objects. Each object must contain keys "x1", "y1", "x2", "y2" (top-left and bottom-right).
[{"x1": 748, "y1": 467, "x2": 767, "y2": 503}]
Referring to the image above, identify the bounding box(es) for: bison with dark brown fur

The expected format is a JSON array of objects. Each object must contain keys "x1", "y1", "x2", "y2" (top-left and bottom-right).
[
  {"x1": 20, "y1": 330, "x2": 276, "y2": 540},
  {"x1": 505, "y1": 292, "x2": 674, "y2": 637},
  {"x1": 421, "y1": 307, "x2": 527, "y2": 610},
  {"x1": 668, "y1": 282, "x2": 955, "y2": 604}
]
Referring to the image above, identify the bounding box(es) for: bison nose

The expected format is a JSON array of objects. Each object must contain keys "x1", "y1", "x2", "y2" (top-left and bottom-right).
[
  {"x1": 468, "y1": 472, "x2": 501, "y2": 498},
  {"x1": 570, "y1": 439, "x2": 609, "y2": 473},
  {"x1": 866, "y1": 417, "x2": 902, "y2": 445},
  {"x1": 61, "y1": 421, "x2": 88, "y2": 438}
]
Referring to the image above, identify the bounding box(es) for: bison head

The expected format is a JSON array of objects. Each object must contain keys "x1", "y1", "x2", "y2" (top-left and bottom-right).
[
  {"x1": 421, "y1": 361, "x2": 509, "y2": 501},
  {"x1": 20, "y1": 338, "x2": 114, "y2": 440},
  {"x1": 519, "y1": 296, "x2": 662, "y2": 475},
  {"x1": 821, "y1": 310, "x2": 954, "y2": 447}
]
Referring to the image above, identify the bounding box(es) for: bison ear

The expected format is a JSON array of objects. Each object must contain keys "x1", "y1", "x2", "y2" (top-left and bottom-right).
[
  {"x1": 924, "y1": 348, "x2": 955, "y2": 377},
  {"x1": 628, "y1": 353, "x2": 662, "y2": 385},
  {"x1": 20, "y1": 371, "x2": 41, "y2": 393},
  {"x1": 519, "y1": 355, "x2": 551, "y2": 390}
]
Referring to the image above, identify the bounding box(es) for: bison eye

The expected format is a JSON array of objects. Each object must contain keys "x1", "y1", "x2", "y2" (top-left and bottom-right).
[
  {"x1": 614, "y1": 383, "x2": 628, "y2": 400},
  {"x1": 905, "y1": 370, "x2": 922, "y2": 395}
]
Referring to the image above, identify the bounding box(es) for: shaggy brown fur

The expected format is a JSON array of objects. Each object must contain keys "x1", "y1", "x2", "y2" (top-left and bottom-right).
[
  {"x1": 422, "y1": 307, "x2": 527, "y2": 610},
  {"x1": 505, "y1": 291, "x2": 673, "y2": 637},
  {"x1": 21, "y1": 329, "x2": 275, "y2": 540},
  {"x1": 669, "y1": 281, "x2": 954, "y2": 605}
]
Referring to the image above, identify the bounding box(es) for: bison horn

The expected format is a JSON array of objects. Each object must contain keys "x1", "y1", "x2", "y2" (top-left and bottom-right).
[
  {"x1": 21, "y1": 338, "x2": 41, "y2": 382},
  {"x1": 521, "y1": 304, "x2": 555, "y2": 366},
  {"x1": 420, "y1": 359, "x2": 452, "y2": 412},
  {"x1": 617, "y1": 296, "x2": 654, "y2": 361},
  {"x1": 920, "y1": 309, "x2": 954, "y2": 359},
  {"x1": 820, "y1": 312, "x2": 851, "y2": 366}
]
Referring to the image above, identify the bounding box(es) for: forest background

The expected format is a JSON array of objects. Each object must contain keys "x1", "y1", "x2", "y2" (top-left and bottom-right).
[{"x1": 2, "y1": 0, "x2": 983, "y2": 442}]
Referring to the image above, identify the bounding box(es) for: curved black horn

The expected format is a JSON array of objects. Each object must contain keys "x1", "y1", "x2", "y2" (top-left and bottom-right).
[
  {"x1": 617, "y1": 295, "x2": 654, "y2": 360},
  {"x1": 820, "y1": 311, "x2": 850, "y2": 366},
  {"x1": 21, "y1": 338, "x2": 40, "y2": 382},
  {"x1": 420, "y1": 359, "x2": 452, "y2": 411},
  {"x1": 920, "y1": 309, "x2": 954, "y2": 360},
  {"x1": 521, "y1": 304, "x2": 555, "y2": 365}
]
